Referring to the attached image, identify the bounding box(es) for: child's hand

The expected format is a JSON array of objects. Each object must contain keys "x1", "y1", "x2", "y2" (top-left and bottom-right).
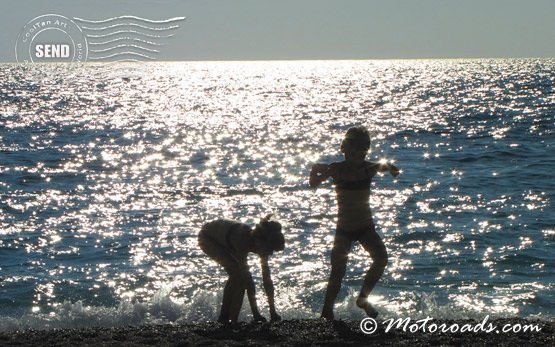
[
  {"x1": 310, "y1": 163, "x2": 330, "y2": 187},
  {"x1": 311, "y1": 164, "x2": 328, "y2": 175},
  {"x1": 389, "y1": 164, "x2": 400, "y2": 177}
]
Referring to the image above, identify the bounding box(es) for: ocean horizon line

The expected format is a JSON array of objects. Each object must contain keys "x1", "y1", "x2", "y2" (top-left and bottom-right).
[{"x1": 2, "y1": 56, "x2": 554, "y2": 64}]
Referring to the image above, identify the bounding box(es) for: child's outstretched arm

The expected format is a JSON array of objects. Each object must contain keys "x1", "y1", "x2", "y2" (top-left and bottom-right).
[
  {"x1": 386, "y1": 162, "x2": 400, "y2": 177},
  {"x1": 260, "y1": 255, "x2": 281, "y2": 321},
  {"x1": 371, "y1": 161, "x2": 400, "y2": 177},
  {"x1": 309, "y1": 163, "x2": 331, "y2": 187}
]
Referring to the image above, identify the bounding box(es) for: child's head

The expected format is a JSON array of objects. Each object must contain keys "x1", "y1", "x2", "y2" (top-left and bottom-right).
[
  {"x1": 341, "y1": 126, "x2": 371, "y2": 161},
  {"x1": 253, "y1": 214, "x2": 285, "y2": 255}
]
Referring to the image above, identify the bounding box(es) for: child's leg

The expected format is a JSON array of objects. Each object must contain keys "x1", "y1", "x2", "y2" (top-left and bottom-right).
[
  {"x1": 228, "y1": 277, "x2": 246, "y2": 323},
  {"x1": 218, "y1": 278, "x2": 233, "y2": 323},
  {"x1": 357, "y1": 224, "x2": 388, "y2": 316},
  {"x1": 321, "y1": 233, "x2": 352, "y2": 319},
  {"x1": 199, "y1": 235, "x2": 243, "y2": 323}
]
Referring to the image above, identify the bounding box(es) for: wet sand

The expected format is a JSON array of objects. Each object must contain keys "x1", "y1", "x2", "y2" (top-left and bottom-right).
[{"x1": 0, "y1": 318, "x2": 552, "y2": 346}]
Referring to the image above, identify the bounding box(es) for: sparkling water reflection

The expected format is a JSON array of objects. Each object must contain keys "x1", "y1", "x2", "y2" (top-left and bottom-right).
[{"x1": 0, "y1": 59, "x2": 553, "y2": 328}]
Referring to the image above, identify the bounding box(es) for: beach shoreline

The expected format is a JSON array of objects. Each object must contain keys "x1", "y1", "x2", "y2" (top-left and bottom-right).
[{"x1": 0, "y1": 318, "x2": 552, "y2": 346}]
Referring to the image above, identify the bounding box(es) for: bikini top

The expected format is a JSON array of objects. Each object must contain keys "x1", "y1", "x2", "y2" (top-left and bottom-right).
[
  {"x1": 333, "y1": 164, "x2": 375, "y2": 190},
  {"x1": 335, "y1": 177, "x2": 372, "y2": 190}
]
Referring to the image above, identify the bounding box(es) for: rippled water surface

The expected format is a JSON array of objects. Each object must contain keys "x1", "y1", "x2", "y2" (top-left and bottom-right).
[{"x1": 0, "y1": 60, "x2": 554, "y2": 329}]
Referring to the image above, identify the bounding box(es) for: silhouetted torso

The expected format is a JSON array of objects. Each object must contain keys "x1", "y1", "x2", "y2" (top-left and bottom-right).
[{"x1": 330, "y1": 161, "x2": 377, "y2": 231}]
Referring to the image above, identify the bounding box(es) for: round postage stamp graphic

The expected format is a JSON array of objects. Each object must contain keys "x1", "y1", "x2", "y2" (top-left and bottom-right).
[{"x1": 15, "y1": 14, "x2": 88, "y2": 63}]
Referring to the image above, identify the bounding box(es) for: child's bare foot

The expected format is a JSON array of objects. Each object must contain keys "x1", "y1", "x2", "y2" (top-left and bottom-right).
[
  {"x1": 356, "y1": 297, "x2": 378, "y2": 318},
  {"x1": 320, "y1": 311, "x2": 334, "y2": 320}
]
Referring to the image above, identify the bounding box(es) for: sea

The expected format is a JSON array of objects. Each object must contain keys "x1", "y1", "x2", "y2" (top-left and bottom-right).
[{"x1": 0, "y1": 59, "x2": 553, "y2": 330}]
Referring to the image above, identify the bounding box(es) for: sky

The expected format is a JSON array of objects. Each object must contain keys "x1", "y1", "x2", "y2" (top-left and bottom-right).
[{"x1": 1, "y1": 0, "x2": 554, "y2": 62}]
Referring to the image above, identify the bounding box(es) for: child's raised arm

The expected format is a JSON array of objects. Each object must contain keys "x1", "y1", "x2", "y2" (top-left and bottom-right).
[
  {"x1": 386, "y1": 163, "x2": 400, "y2": 177},
  {"x1": 369, "y1": 161, "x2": 400, "y2": 177},
  {"x1": 309, "y1": 163, "x2": 331, "y2": 187},
  {"x1": 260, "y1": 255, "x2": 281, "y2": 321}
]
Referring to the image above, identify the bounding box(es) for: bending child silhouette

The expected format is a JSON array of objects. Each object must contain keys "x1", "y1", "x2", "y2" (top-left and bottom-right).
[
  {"x1": 310, "y1": 126, "x2": 399, "y2": 320},
  {"x1": 198, "y1": 215, "x2": 284, "y2": 323}
]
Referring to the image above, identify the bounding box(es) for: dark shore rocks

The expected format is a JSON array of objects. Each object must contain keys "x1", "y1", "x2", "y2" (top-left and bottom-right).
[{"x1": 0, "y1": 318, "x2": 552, "y2": 346}]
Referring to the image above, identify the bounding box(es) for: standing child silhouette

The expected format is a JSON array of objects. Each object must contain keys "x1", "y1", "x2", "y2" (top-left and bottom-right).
[{"x1": 310, "y1": 126, "x2": 399, "y2": 319}]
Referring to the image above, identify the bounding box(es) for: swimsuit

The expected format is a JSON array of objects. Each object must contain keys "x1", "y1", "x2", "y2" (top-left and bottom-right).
[
  {"x1": 335, "y1": 177, "x2": 372, "y2": 190},
  {"x1": 334, "y1": 164, "x2": 376, "y2": 241},
  {"x1": 336, "y1": 222, "x2": 376, "y2": 242},
  {"x1": 334, "y1": 163, "x2": 374, "y2": 190}
]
